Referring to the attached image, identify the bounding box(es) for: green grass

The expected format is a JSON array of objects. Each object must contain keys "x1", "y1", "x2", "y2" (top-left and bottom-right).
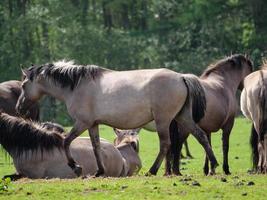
[{"x1": 0, "y1": 118, "x2": 266, "y2": 199}]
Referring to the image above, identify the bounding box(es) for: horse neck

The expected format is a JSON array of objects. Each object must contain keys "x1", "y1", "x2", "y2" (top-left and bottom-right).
[
  {"x1": 117, "y1": 144, "x2": 138, "y2": 164},
  {"x1": 201, "y1": 70, "x2": 244, "y2": 93},
  {"x1": 39, "y1": 80, "x2": 70, "y2": 102}
]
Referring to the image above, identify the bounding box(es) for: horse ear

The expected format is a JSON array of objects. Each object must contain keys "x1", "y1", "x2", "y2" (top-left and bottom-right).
[
  {"x1": 21, "y1": 68, "x2": 30, "y2": 79},
  {"x1": 113, "y1": 128, "x2": 122, "y2": 136},
  {"x1": 133, "y1": 128, "x2": 141, "y2": 135}
]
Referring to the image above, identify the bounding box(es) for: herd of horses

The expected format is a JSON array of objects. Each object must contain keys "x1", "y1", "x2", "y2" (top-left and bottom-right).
[{"x1": 0, "y1": 54, "x2": 267, "y2": 180}]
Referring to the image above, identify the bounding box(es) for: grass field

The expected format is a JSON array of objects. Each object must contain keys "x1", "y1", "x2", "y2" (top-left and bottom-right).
[{"x1": 0, "y1": 118, "x2": 266, "y2": 200}]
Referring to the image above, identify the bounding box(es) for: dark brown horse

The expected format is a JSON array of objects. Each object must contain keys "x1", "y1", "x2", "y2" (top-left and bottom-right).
[
  {"x1": 169, "y1": 54, "x2": 253, "y2": 175},
  {"x1": 0, "y1": 80, "x2": 39, "y2": 120}
]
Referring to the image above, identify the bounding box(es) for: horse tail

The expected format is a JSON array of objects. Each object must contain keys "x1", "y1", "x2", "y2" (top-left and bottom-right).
[
  {"x1": 250, "y1": 124, "x2": 259, "y2": 170},
  {"x1": 182, "y1": 74, "x2": 206, "y2": 123}
]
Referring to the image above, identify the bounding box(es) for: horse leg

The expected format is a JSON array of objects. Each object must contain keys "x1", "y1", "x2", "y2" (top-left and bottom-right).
[
  {"x1": 263, "y1": 134, "x2": 267, "y2": 173},
  {"x1": 222, "y1": 118, "x2": 234, "y2": 175},
  {"x1": 191, "y1": 125, "x2": 218, "y2": 175},
  {"x1": 148, "y1": 122, "x2": 171, "y2": 175},
  {"x1": 184, "y1": 139, "x2": 193, "y2": 159},
  {"x1": 88, "y1": 125, "x2": 105, "y2": 177},
  {"x1": 203, "y1": 133, "x2": 211, "y2": 175},
  {"x1": 64, "y1": 122, "x2": 87, "y2": 177},
  {"x1": 2, "y1": 173, "x2": 23, "y2": 181},
  {"x1": 172, "y1": 131, "x2": 189, "y2": 176},
  {"x1": 165, "y1": 148, "x2": 172, "y2": 176},
  {"x1": 165, "y1": 120, "x2": 184, "y2": 176},
  {"x1": 258, "y1": 141, "x2": 264, "y2": 173}
]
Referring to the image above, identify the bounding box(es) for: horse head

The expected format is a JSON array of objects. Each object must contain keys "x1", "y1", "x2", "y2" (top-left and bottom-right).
[
  {"x1": 16, "y1": 66, "x2": 46, "y2": 116},
  {"x1": 113, "y1": 128, "x2": 141, "y2": 153}
]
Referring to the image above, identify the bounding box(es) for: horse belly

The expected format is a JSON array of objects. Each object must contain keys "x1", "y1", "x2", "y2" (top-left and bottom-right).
[
  {"x1": 94, "y1": 83, "x2": 153, "y2": 128},
  {"x1": 199, "y1": 96, "x2": 228, "y2": 132}
]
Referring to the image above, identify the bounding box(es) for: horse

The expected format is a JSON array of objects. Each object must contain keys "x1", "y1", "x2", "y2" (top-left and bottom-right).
[
  {"x1": 16, "y1": 60, "x2": 218, "y2": 176},
  {"x1": 0, "y1": 112, "x2": 142, "y2": 180},
  {"x1": 40, "y1": 121, "x2": 65, "y2": 133},
  {"x1": 168, "y1": 54, "x2": 253, "y2": 175},
  {"x1": 142, "y1": 121, "x2": 193, "y2": 158},
  {"x1": 240, "y1": 61, "x2": 267, "y2": 173},
  {"x1": 0, "y1": 80, "x2": 39, "y2": 120}
]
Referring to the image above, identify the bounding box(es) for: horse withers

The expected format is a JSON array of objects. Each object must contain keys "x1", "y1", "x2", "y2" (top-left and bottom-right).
[
  {"x1": 0, "y1": 80, "x2": 39, "y2": 120},
  {"x1": 241, "y1": 61, "x2": 267, "y2": 173},
  {"x1": 0, "y1": 112, "x2": 141, "y2": 180},
  {"x1": 168, "y1": 54, "x2": 253, "y2": 175},
  {"x1": 16, "y1": 61, "x2": 217, "y2": 176}
]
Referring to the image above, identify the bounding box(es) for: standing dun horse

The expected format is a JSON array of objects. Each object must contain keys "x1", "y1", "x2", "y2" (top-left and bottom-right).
[
  {"x1": 0, "y1": 80, "x2": 39, "y2": 120},
  {"x1": 168, "y1": 54, "x2": 253, "y2": 175},
  {"x1": 16, "y1": 61, "x2": 218, "y2": 176},
  {"x1": 241, "y1": 61, "x2": 267, "y2": 173},
  {"x1": 0, "y1": 112, "x2": 141, "y2": 180}
]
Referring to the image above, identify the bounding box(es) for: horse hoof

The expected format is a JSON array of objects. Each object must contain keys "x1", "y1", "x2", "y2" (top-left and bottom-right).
[
  {"x1": 74, "y1": 165, "x2": 82, "y2": 177},
  {"x1": 208, "y1": 170, "x2": 216, "y2": 176},
  {"x1": 186, "y1": 155, "x2": 194, "y2": 159},
  {"x1": 203, "y1": 168, "x2": 209, "y2": 176},
  {"x1": 94, "y1": 170, "x2": 105, "y2": 177},
  {"x1": 173, "y1": 171, "x2": 182, "y2": 176},
  {"x1": 145, "y1": 172, "x2": 154, "y2": 177},
  {"x1": 224, "y1": 170, "x2": 231, "y2": 175}
]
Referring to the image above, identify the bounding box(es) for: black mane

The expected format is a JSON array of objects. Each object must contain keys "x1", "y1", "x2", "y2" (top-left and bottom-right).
[
  {"x1": 28, "y1": 60, "x2": 104, "y2": 90},
  {"x1": 201, "y1": 54, "x2": 253, "y2": 77},
  {"x1": 0, "y1": 112, "x2": 63, "y2": 157}
]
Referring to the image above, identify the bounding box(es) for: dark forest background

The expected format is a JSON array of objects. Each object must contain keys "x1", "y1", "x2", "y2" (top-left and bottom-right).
[{"x1": 1, "y1": 0, "x2": 267, "y2": 124}]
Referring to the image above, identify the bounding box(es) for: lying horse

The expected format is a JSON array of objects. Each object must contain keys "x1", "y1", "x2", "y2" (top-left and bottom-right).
[
  {"x1": 16, "y1": 61, "x2": 217, "y2": 176},
  {"x1": 0, "y1": 112, "x2": 141, "y2": 179},
  {"x1": 241, "y1": 61, "x2": 267, "y2": 173},
  {"x1": 168, "y1": 54, "x2": 253, "y2": 175},
  {"x1": 0, "y1": 80, "x2": 39, "y2": 120}
]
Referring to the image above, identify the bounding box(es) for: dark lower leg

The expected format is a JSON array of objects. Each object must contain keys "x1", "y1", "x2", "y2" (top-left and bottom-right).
[
  {"x1": 203, "y1": 133, "x2": 211, "y2": 175},
  {"x1": 64, "y1": 125, "x2": 85, "y2": 176},
  {"x1": 184, "y1": 140, "x2": 193, "y2": 158},
  {"x1": 149, "y1": 130, "x2": 170, "y2": 175},
  {"x1": 89, "y1": 125, "x2": 105, "y2": 176},
  {"x1": 172, "y1": 139, "x2": 184, "y2": 175},
  {"x1": 222, "y1": 131, "x2": 231, "y2": 175},
  {"x1": 165, "y1": 149, "x2": 172, "y2": 176},
  {"x1": 192, "y1": 126, "x2": 218, "y2": 174}
]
